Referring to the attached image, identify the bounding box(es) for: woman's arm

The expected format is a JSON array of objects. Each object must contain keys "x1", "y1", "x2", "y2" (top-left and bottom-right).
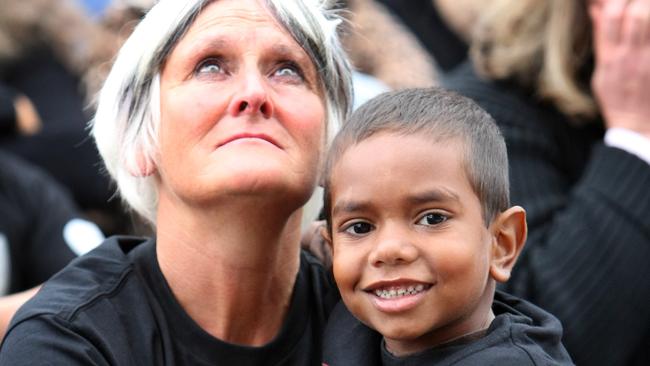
[{"x1": 0, "y1": 286, "x2": 39, "y2": 341}]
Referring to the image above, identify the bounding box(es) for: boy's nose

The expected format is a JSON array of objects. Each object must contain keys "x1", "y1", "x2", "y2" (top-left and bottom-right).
[{"x1": 368, "y1": 230, "x2": 419, "y2": 267}]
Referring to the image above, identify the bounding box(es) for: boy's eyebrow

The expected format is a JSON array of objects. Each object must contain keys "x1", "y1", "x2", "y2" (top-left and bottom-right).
[
  {"x1": 331, "y1": 200, "x2": 371, "y2": 217},
  {"x1": 331, "y1": 189, "x2": 460, "y2": 217},
  {"x1": 407, "y1": 188, "x2": 461, "y2": 205}
]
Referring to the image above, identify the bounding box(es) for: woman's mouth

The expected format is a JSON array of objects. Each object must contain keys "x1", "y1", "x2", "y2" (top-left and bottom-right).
[{"x1": 218, "y1": 133, "x2": 281, "y2": 148}]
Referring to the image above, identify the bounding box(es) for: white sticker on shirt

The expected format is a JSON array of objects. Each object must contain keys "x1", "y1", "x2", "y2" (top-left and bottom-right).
[
  {"x1": 63, "y1": 219, "x2": 105, "y2": 256},
  {"x1": 0, "y1": 233, "x2": 10, "y2": 296}
]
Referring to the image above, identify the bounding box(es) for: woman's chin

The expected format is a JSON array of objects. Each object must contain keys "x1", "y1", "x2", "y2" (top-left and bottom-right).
[{"x1": 197, "y1": 170, "x2": 314, "y2": 204}]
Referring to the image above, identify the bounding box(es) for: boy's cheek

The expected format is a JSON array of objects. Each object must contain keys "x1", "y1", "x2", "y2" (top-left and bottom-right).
[{"x1": 332, "y1": 245, "x2": 365, "y2": 287}]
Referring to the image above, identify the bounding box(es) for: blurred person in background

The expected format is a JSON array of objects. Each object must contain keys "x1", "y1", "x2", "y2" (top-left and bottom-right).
[
  {"x1": 439, "y1": 0, "x2": 650, "y2": 364},
  {"x1": 341, "y1": 0, "x2": 437, "y2": 90},
  {"x1": 0, "y1": 0, "x2": 113, "y2": 339},
  {"x1": 0, "y1": 0, "x2": 126, "y2": 234},
  {"x1": 0, "y1": 150, "x2": 104, "y2": 340},
  {"x1": 376, "y1": 0, "x2": 475, "y2": 73}
]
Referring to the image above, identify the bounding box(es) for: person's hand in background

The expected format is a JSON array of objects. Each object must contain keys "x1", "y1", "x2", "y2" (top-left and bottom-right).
[
  {"x1": 13, "y1": 95, "x2": 41, "y2": 135},
  {"x1": 591, "y1": 0, "x2": 650, "y2": 138}
]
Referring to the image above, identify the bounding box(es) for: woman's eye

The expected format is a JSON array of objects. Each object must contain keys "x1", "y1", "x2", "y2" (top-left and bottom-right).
[
  {"x1": 273, "y1": 64, "x2": 303, "y2": 80},
  {"x1": 275, "y1": 67, "x2": 297, "y2": 76},
  {"x1": 196, "y1": 59, "x2": 223, "y2": 75},
  {"x1": 342, "y1": 222, "x2": 374, "y2": 236},
  {"x1": 417, "y1": 213, "x2": 448, "y2": 226}
]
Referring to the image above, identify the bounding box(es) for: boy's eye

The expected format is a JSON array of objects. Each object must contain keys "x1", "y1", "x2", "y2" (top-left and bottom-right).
[
  {"x1": 417, "y1": 212, "x2": 448, "y2": 226},
  {"x1": 342, "y1": 221, "x2": 374, "y2": 236}
]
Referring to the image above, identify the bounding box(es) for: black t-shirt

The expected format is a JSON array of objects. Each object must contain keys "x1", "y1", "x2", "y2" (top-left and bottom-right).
[
  {"x1": 323, "y1": 291, "x2": 574, "y2": 366},
  {"x1": 0, "y1": 150, "x2": 103, "y2": 295},
  {"x1": 0, "y1": 236, "x2": 339, "y2": 365}
]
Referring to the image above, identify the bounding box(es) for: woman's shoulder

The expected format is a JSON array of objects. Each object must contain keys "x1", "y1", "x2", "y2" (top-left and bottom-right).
[
  {"x1": 0, "y1": 237, "x2": 160, "y2": 365},
  {"x1": 10, "y1": 236, "x2": 151, "y2": 323}
]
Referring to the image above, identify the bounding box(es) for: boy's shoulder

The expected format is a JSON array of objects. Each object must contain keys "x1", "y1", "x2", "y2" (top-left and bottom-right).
[
  {"x1": 322, "y1": 291, "x2": 574, "y2": 366},
  {"x1": 487, "y1": 291, "x2": 574, "y2": 365}
]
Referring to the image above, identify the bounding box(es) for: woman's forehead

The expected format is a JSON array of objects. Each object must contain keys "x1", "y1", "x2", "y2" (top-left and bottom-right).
[
  {"x1": 177, "y1": 0, "x2": 307, "y2": 57},
  {"x1": 190, "y1": 0, "x2": 275, "y2": 33}
]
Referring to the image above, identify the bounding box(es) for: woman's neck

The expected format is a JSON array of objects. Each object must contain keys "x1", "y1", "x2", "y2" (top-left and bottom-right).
[{"x1": 155, "y1": 194, "x2": 303, "y2": 346}]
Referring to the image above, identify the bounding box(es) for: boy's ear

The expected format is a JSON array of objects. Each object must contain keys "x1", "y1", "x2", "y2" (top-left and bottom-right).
[
  {"x1": 320, "y1": 224, "x2": 333, "y2": 249},
  {"x1": 489, "y1": 206, "x2": 527, "y2": 283}
]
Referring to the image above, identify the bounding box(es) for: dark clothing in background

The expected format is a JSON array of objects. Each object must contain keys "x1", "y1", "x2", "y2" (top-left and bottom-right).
[
  {"x1": 0, "y1": 84, "x2": 18, "y2": 135},
  {"x1": 0, "y1": 236, "x2": 339, "y2": 365},
  {"x1": 0, "y1": 150, "x2": 85, "y2": 294},
  {"x1": 442, "y1": 61, "x2": 650, "y2": 366},
  {"x1": 376, "y1": 0, "x2": 467, "y2": 72},
  {"x1": 323, "y1": 291, "x2": 573, "y2": 366},
  {"x1": 0, "y1": 48, "x2": 113, "y2": 211}
]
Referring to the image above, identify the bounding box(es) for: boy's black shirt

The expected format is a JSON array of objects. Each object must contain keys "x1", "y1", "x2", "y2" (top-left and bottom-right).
[
  {"x1": 323, "y1": 291, "x2": 574, "y2": 366},
  {"x1": 0, "y1": 236, "x2": 339, "y2": 365}
]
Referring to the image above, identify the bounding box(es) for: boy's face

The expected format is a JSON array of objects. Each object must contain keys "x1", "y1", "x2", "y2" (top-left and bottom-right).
[{"x1": 328, "y1": 132, "x2": 497, "y2": 356}]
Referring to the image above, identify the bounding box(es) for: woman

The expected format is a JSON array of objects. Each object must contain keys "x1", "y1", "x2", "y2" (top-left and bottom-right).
[
  {"x1": 0, "y1": 0, "x2": 352, "y2": 364},
  {"x1": 441, "y1": 0, "x2": 650, "y2": 365}
]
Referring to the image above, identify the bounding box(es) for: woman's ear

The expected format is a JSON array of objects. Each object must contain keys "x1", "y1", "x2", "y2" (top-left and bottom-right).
[
  {"x1": 489, "y1": 206, "x2": 527, "y2": 283},
  {"x1": 128, "y1": 150, "x2": 156, "y2": 177}
]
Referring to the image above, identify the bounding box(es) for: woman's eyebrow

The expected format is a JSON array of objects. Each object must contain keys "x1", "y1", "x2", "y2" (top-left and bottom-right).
[
  {"x1": 269, "y1": 43, "x2": 309, "y2": 62},
  {"x1": 188, "y1": 38, "x2": 230, "y2": 54}
]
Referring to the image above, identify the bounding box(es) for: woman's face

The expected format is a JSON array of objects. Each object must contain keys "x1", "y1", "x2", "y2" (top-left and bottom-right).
[{"x1": 157, "y1": 0, "x2": 325, "y2": 209}]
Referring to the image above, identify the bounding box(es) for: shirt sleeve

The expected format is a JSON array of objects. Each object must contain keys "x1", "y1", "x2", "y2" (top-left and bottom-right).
[
  {"x1": 0, "y1": 315, "x2": 111, "y2": 365},
  {"x1": 604, "y1": 127, "x2": 650, "y2": 165}
]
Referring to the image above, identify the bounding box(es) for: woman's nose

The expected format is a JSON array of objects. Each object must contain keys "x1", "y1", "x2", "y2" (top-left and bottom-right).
[
  {"x1": 368, "y1": 229, "x2": 419, "y2": 267},
  {"x1": 228, "y1": 71, "x2": 274, "y2": 118}
]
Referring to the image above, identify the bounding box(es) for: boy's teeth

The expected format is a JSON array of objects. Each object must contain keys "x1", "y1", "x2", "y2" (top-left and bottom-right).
[{"x1": 373, "y1": 285, "x2": 427, "y2": 299}]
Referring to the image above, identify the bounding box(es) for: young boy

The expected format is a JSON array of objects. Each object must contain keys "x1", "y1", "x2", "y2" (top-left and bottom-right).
[{"x1": 320, "y1": 88, "x2": 573, "y2": 365}]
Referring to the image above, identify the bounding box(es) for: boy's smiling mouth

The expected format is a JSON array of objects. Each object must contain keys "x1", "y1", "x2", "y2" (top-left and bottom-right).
[
  {"x1": 372, "y1": 283, "x2": 431, "y2": 299},
  {"x1": 363, "y1": 280, "x2": 433, "y2": 313}
]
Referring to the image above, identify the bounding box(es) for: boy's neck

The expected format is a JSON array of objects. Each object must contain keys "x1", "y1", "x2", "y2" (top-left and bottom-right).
[
  {"x1": 385, "y1": 309, "x2": 496, "y2": 357},
  {"x1": 432, "y1": 310, "x2": 495, "y2": 347}
]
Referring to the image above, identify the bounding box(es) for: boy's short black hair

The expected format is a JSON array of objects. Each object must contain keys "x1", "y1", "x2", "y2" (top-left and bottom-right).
[{"x1": 323, "y1": 87, "x2": 509, "y2": 229}]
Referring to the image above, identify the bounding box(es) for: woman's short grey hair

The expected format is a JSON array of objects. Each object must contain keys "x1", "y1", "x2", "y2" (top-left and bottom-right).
[{"x1": 92, "y1": 0, "x2": 353, "y2": 225}]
